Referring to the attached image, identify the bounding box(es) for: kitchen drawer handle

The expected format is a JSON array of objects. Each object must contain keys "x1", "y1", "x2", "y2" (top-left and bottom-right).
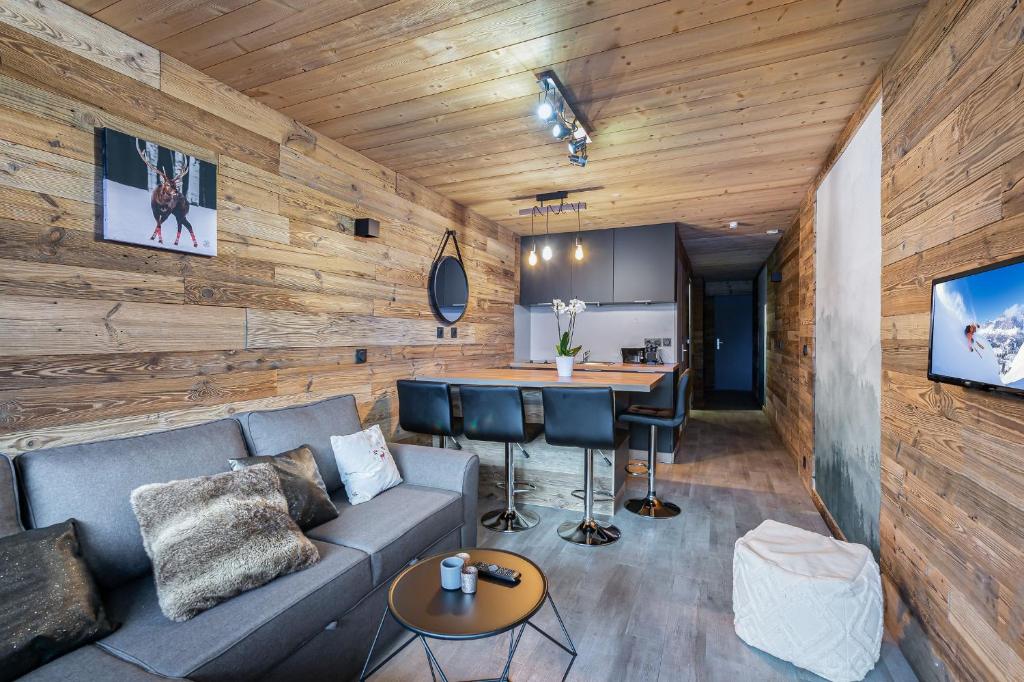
[{"x1": 633, "y1": 299, "x2": 653, "y2": 304}]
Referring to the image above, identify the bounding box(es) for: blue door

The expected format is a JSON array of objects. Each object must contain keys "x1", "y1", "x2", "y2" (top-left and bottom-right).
[{"x1": 713, "y1": 294, "x2": 753, "y2": 391}]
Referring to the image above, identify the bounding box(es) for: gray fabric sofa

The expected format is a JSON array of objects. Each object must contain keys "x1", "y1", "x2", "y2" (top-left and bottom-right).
[{"x1": 1, "y1": 394, "x2": 479, "y2": 681}]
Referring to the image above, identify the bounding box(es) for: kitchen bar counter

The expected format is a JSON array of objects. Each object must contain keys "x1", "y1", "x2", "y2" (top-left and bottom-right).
[
  {"x1": 415, "y1": 367, "x2": 663, "y2": 392},
  {"x1": 508, "y1": 360, "x2": 679, "y2": 373},
  {"x1": 413, "y1": 368, "x2": 661, "y2": 516}
]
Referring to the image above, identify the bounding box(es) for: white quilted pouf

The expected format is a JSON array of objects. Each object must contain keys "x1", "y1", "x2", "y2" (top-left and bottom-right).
[{"x1": 732, "y1": 520, "x2": 883, "y2": 682}]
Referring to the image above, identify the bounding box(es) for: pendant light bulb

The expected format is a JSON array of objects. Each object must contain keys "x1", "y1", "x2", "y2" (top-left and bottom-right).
[
  {"x1": 541, "y1": 243, "x2": 552, "y2": 261},
  {"x1": 528, "y1": 248, "x2": 538, "y2": 266},
  {"x1": 574, "y1": 240, "x2": 584, "y2": 261}
]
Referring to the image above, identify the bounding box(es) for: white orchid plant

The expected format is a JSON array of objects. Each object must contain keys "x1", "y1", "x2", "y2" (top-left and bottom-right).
[{"x1": 552, "y1": 298, "x2": 586, "y2": 357}]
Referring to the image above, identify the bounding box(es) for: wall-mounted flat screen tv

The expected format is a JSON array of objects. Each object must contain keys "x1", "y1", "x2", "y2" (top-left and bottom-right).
[{"x1": 929, "y1": 256, "x2": 1024, "y2": 396}]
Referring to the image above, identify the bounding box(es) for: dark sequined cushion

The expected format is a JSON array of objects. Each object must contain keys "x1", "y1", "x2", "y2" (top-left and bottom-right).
[
  {"x1": 229, "y1": 446, "x2": 338, "y2": 530},
  {"x1": 0, "y1": 519, "x2": 116, "y2": 681}
]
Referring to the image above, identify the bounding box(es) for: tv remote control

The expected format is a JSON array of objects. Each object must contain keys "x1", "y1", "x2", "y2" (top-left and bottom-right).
[{"x1": 471, "y1": 561, "x2": 521, "y2": 585}]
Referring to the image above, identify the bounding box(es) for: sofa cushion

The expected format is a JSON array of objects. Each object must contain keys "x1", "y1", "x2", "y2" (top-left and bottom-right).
[
  {"x1": 0, "y1": 454, "x2": 20, "y2": 538},
  {"x1": 97, "y1": 540, "x2": 371, "y2": 681},
  {"x1": 16, "y1": 645, "x2": 166, "y2": 682},
  {"x1": 14, "y1": 420, "x2": 248, "y2": 589},
  {"x1": 235, "y1": 395, "x2": 362, "y2": 494},
  {"x1": 306, "y1": 484, "x2": 462, "y2": 585},
  {"x1": 130, "y1": 465, "x2": 320, "y2": 622}
]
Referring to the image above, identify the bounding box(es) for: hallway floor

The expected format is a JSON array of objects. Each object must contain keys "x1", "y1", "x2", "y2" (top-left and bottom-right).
[{"x1": 372, "y1": 411, "x2": 917, "y2": 681}]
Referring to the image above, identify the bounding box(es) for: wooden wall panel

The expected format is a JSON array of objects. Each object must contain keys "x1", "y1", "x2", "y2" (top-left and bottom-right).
[
  {"x1": 0, "y1": 6, "x2": 516, "y2": 455},
  {"x1": 879, "y1": 0, "x2": 1024, "y2": 679}
]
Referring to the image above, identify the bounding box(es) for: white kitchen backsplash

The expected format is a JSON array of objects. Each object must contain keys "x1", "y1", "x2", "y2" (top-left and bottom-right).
[{"x1": 516, "y1": 303, "x2": 677, "y2": 363}]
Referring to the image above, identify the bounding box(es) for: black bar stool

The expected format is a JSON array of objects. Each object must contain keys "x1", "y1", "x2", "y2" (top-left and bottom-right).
[
  {"x1": 617, "y1": 370, "x2": 690, "y2": 519},
  {"x1": 396, "y1": 379, "x2": 462, "y2": 448},
  {"x1": 541, "y1": 386, "x2": 621, "y2": 547},
  {"x1": 460, "y1": 385, "x2": 542, "y2": 533}
]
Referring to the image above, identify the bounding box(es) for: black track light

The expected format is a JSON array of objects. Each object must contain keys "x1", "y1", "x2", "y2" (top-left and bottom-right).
[
  {"x1": 568, "y1": 153, "x2": 588, "y2": 167},
  {"x1": 567, "y1": 138, "x2": 587, "y2": 154}
]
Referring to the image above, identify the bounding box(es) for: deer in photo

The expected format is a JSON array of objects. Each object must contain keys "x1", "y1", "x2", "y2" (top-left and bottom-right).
[{"x1": 135, "y1": 140, "x2": 197, "y2": 247}]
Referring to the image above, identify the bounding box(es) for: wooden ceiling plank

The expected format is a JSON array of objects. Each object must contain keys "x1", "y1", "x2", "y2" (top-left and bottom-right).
[
  {"x1": 206, "y1": 0, "x2": 523, "y2": 92},
  {"x1": 253, "y1": 0, "x2": 781, "y2": 111},
  {"x1": 426, "y1": 124, "x2": 842, "y2": 204},
  {"x1": 168, "y1": 0, "x2": 396, "y2": 70},
  {"x1": 247, "y1": 0, "x2": 671, "y2": 110},
  {"x1": 153, "y1": 0, "x2": 299, "y2": 63},
  {"x1": 349, "y1": 78, "x2": 870, "y2": 176},
  {"x1": 403, "y1": 102, "x2": 856, "y2": 187},
  {"x1": 94, "y1": 0, "x2": 259, "y2": 45},
  {"x1": 304, "y1": 30, "x2": 898, "y2": 145},
  {"x1": 275, "y1": 0, "x2": 917, "y2": 125}
]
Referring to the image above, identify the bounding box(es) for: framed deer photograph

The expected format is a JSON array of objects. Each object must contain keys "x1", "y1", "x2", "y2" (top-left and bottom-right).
[{"x1": 101, "y1": 128, "x2": 218, "y2": 256}]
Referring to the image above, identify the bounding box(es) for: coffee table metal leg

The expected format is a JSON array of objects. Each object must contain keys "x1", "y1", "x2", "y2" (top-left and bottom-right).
[
  {"x1": 359, "y1": 606, "x2": 420, "y2": 681},
  {"x1": 362, "y1": 593, "x2": 575, "y2": 682},
  {"x1": 526, "y1": 592, "x2": 577, "y2": 681},
  {"x1": 421, "y1": 635, "x2": 446, "y2": 682}
]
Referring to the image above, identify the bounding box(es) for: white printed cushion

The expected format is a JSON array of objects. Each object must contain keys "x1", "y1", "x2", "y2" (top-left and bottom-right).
[
  {"x1": 330, "y1": 425, "x2": 403, "y2": 505},
  {"x1": 732, "y1": 520, "x2": 882, "y2": 682}
]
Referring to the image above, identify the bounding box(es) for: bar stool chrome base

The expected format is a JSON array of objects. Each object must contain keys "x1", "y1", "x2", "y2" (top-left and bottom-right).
[
  {"x1": 558, "y1": 519, "x2": 620, "y2": 546},
  {"x1": 625, "y1": 495, "x2": 681, "y2": 519},
  {"x1": 481, "y1": 507, "x2": 539, "y2": 533}
]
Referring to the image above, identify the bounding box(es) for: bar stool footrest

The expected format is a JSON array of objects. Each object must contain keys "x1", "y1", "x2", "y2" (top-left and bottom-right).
[
  {"x1": 571, "y1": 488, "x2": 613, "y2": 503},
  {"x1": 625, "y1": 459, "x2": 648, "y2": 477}
]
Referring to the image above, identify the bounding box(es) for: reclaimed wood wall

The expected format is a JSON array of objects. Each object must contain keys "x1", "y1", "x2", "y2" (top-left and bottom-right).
[
  {"x1": 0, "y1": 2, "x2": 517, "y2": 455},
  {"x1": 879, "y1": 0, "x2": 1024, "y2": 679},
  {"x1": 764, "y1": 205, "x2": 815, "y2": 491}
]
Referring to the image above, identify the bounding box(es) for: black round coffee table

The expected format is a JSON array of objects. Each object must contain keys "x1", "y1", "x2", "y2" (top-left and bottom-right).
[{"x1": 359, "y1": 549, "x2": 576, "y2": 682}]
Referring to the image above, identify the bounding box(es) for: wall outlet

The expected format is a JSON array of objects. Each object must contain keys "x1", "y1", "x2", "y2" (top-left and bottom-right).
[
  {"x1": 450, "y1": 327, "x2": 457, "y2": 338},
  {"x1": 436, "y1": 327, "x2": 444, "y2": 339},
  {"x1": 354, "y1": 348, "x2": 367, "y2": 364}
]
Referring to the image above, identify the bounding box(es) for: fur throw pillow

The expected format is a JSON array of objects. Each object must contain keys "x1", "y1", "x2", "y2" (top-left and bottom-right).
[{"x1": 130, "y1": 465, "x2": 319, "y2": 622}]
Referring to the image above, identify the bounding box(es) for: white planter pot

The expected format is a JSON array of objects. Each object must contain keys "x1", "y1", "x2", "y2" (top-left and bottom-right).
[{"x1": 555, "y1": 356, "x2": 574, "y2": 377}]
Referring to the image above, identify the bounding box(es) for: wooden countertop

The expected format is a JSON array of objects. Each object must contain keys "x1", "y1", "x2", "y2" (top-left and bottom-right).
[
  {"x1": 415, "y1": 368, "x2": 664, "y2": 392},
  {"x1": 508, "y1": 361, "x2": 679, "y2": 373}
]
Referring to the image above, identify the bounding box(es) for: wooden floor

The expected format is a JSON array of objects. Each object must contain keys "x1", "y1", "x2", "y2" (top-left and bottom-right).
[{"x1": 375, "y1": 410, "x2": 917, "y2": 682}]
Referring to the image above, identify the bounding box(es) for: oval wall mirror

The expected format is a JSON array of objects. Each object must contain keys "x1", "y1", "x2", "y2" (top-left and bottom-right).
[{"x1": 430, "y1": 255, "x2": 469, "y2": 323}]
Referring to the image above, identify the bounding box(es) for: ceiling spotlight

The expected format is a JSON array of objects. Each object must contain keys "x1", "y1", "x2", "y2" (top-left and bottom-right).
[
  {"x1": 568, "y1": 138, "x2": 587, "y2": 154},
  {"x1": 552, "y1": 117, "x2": 574, "y2": 140},
  {"x1": 537, "y1": 100, "x2": 554, "y2": 121},
  {"x1": 728, "y1": 221, "x2": 738, "y2": 229},
  {"x1": 541, "y1": 243, "x2": 553, "y2": 261},
  {"x1": 568, "y1": 153, "x2": 588, "y2": 167}
]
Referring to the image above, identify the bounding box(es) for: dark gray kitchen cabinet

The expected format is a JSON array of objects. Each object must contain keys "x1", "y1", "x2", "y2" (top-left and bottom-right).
[
  {"x1": 570, "y1": 229, "x2": 614, "y2": 304},
  {"x1": 612, "y1": 223, "x2": 676, "y2": 303},
  {"x1": 519, "y1": 232, "x2": 574, "y2": 305}
]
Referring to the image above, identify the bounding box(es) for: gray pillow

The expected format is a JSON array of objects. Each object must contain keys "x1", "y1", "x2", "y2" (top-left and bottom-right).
[
  {"x1": 228, "y1": 446, "x2": 338, "y2": 530},
  {"x1": 130, "y1": 465, "x2": 319, "y2": 622}
]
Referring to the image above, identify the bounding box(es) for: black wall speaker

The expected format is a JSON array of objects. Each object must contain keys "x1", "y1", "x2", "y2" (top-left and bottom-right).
[{"x1": 354, "y1": 218, "x2": 380, "y2": 238}]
